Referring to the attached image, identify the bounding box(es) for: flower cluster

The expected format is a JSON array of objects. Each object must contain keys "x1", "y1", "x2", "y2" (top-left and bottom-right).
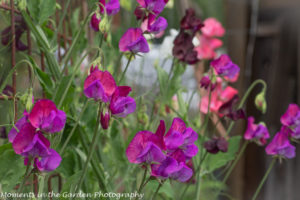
[
  {"x1": 83, "y1": 66, "x2": 136, "y2": 129},
  {"x1": 126, "y1": 118, "x2": 198, "y2": 182},
  {"x1": 172, "y1": 8, "x2": 203, "y2": 64},
  {"x1": 265, "y1": 104, "x2": 300, "y2": 159},
  {"x1": 119, "y1": 0, "x2": 168, "y2": 54},
  {"x1": 8, "y1": 99, "x2": 66, "y2": 171},
  {"x1": 90, "y1": 0, "x2": 120, "y2": 32},
  {"x1": 244, "y1": 116, "x2": 269, "y2": 145},
  {"x1": 194, "y1": 18, "x2": 225, "y2": 60}
]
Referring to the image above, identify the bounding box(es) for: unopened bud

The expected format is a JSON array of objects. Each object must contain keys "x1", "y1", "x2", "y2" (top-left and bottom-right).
[
  {"x1": 100, "y1": 111, "x2": 110, "y2": 130},
  {"x1": 255, "y1": 91, "x2": 267, "y2": 114}
]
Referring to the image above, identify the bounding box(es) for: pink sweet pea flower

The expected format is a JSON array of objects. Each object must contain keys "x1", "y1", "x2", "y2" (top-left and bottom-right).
[
  {"x1": 201, "y1": 18, "x2": 225, "y2": 37},
  {"x1": 28, "y1": 100, "x2": 66, "y2": 133},
  {"x1": 200, "y1": 78, "x2": 238, "y2": 114},
  {"x1": 119, "y1": 28, "x2": 150, "y2": 53},
  {"x1": 280, "y1": 104, "x2": 300, "y2": 139},
  {"x1": 265, "y1": 126, "x2": 296, "y2": 159},
  {"x1": 84, "y1": 67, "x2": 117, "y2": 102},
  {"x1": 194, "y1": 35, "x2": 222, "y2": 60},
  {"x1": 244, "y1": 116, "x2": 270, "y2": 145}
]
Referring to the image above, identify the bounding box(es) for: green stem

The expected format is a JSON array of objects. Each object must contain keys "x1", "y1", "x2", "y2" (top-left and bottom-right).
[
  {"x1": 251, "y1": 158, "x2": 276, "y2": 200},
  {"x1": 226, "y1": 79, "x2": 267, "y2": 136},
  {"x1": 59, "y1": 99, "x2": 89, "y2": 154},
  {"x1": 135, "y1": 167, "x2": 148, "y2": 199},
  {"x1": 152, "y1": 181, "x2": 164, "y2": 200},
  {"x1": 73, "y1": 103, "x2": 102, "y2": 196},
  {"x1": 17, "y1": 160, "x2": 32, "y2": 193},
  {"x1": 223, "y1": 141, "x2": 249, "y2": 183},
  {"x1": 38, "y1": 175, "x2": 45, "y2": 200},
  {"x1": 118, "y1": 54, "x2": 133, "y2": 84}
]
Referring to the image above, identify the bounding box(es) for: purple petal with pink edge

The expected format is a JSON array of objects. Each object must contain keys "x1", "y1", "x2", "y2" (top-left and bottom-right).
[
  {"x1": 21, "y1": 133, "x2": 51, "y2": 157},
  {"x1": 164, "y1": 131, "x2": 184, "y2": 150},
  {"x1": 169, "y1": 162, "x2": 193, "y2": 182},
  {"x1": 106, "y1": 0, "x2": 120, "y2": 15},
  {"x1": 148, "y1": 16, "x2": 168, "y2": 34},
  {"x1": 136, "y1": 142, "x2": 166, "y2": 163},
  {"x1": 165, "y1": 117, "x2": 186, "y2": 137},
  {"x1": 12, "y1": 123, "x2": 36, "y2": 155},
  {"x1": 46, "y1": 110, "x2": 67, "y2": 133},
  {"x1": 126, "y1": 131, "x2": 160, "y2": 163},
  {"x1": 84, "y1": 80, "x2": 108, "y2": 102},
  {"x1": 36, "y1": 149, "x2": 62, "y2": 171},
  {"x1": 119, "y1": 28, "x2": 149, "y2": 53},
  {"x1": 265, "y1": 126, "x2": 296, "y2": 159},
  {"x1": 29, "y1": 99, "x2": 57, "y2": 130},
  {"x1": 111, "y1": 86, "x2": 132, "y2": 103},
  {"x1": 8, "y1": 115, "x2": 28, "y2": 143},
  {"x1": 110, "y1": 96, "x2": 136, "y2": 117},
  {"x1": 280, "y1": 104, "x2": 300, "y2": 126},
  {"x1": 211, "y1": 54, "x2": 240, "y2": 79},
  {"x1": 151, "y1": 157, "x2": 179, "y2": 178},
  {"x1": 90, "y1": 13, "x2": 101, "y2": 32},
  {"x1": 182, "y1": 127, "x2": 198, "y2": 145},
  {"x1": 183, "y1": 144, "x2": 198, "y2": 158}
]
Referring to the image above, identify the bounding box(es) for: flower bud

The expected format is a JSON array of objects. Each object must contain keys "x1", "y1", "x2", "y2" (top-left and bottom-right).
[
  {"x1": 99, "y1": 15, "x2": 109, "y2": 33},
  {"x1": 255, "y1": 91, "x2": 267, "y2": 114},
  {"x1": 100, "y1": 111, "x2": 110, "y2": 130}
]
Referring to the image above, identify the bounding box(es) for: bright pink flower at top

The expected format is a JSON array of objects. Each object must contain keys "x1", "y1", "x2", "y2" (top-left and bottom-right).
[
  {"x1": 136, "y1": 0, "x2": 166, "y2": 15},
  {"x1": 28, "y1": 99, "x2": 66, "y2": 133},
  {"x1": 201, "y1": 18, "x2": 225, "y2": 37},
  {"x1": 98, "y1": 0, "x2": 120, "y2": 16},
  {"x1": 244, "y1": 116, "x2": 270, "y2": 145},
  {"x1": 280, "y1": 104, "x2": 300, "y2": 139},
  {"x1": 200, "y1": 78, "x2": 238, "y2": 114},
  {"x1": 265, "y1": 126, "x2": 296, "y2": 159},
  {"x1": 84, "y1": 67, "x2": 117, "y2": 102},
  {"x1": 119, "y1": 28, "x2": 150, "y2": 53},
  {"x1": 194, "y1": 35, "x2": 222, "y2": 60}
]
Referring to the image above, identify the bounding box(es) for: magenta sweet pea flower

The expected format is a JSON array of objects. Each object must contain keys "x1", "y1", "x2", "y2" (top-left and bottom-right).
[
  {"x1": 244, "y1": 117, "x2": 270, "y2": 145},
  {"x1": 100, "y1": 111, "x2": 110, "y2": 130},
  {"x1": 151, "y1": 157, "x2": 193, "y2": 182},
  {"x1": 211, "y1": 54, "x2": 240, "y2": 80},
  {"x1": 265, "y1": 126, "x2": 296, "y2": 159},
  {"x1": 8, "y1": 114, "x2": 28, "y2": 143},
  {"x1": 145, "y1": 15, "x2": 168, "y2": 34},
  {"x1": 90, "y1": 13, "x2": 101, "y2": 32},
  {"x1": 109, "y1": 86, "x2": 136, "y2": 117},
  {"x1": 35, "y1": 149, "x2": 62, "y2": 171},
  {"x1": 119, "y1": 28, "x2": 150, "y2": 53},
  {"x1": 136, "y1": 0, "x2": 166, "y2": 15},
  {"x1": 28, "y1": 99, "x2": 66, "y2": 133},
  {"x1": 280, "y1": 104, "x2": 300, "y2": 139},
  {"x1": 84, "y1": 68, "x2": 117, "y2": 102},
  {"x1": 98, "y1": 0, "x2": 120, "y2": 16}
]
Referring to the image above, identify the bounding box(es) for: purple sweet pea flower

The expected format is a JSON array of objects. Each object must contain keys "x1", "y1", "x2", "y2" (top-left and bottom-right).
[
  {"x1": 119, "y1": 28, "x2": 150, "y2": 53},
  {"x1": 35, "y1": 149, "x2": 62, "y2": 171},
  {"x1": 204, "y1": 137, "x2": 228, "y2": 154},
  {"x1": 90, "y1": 13, "x2": 101, "y2": 32},
  {"x1": 8, "y1": 114, "x2": 28, "y2": 143},
  {"x1": 200, "y1": 75, "x2": 216, "y2": 91},
  {"x1": 211, "y1": 54, "x2": 240, "y2": 80},
  {"x1": 151, "y1": 157, "x2": 193, "y2": 182},
  {"x1": 218, "y1": 95, "x2": 245, "y2": 121},
  {"x1": 147, "y1": 15, "x2": 168, "y2": 34},
  {"x1": 109, "y1": 86, "x2": 136, "y2": 117},
  {"x1": 84, "y1": 68, "x2": 117, "y2": 102},
  {"x1": 280, "y1": 104, "x2": 300, "y2": 139},
  {"x1": 98, "y1": 0, "x2": 120, "y2": 16},
  {"x1": 265, "y1": 126, "x2": 296, "y2": 159},
  {"x1": 244, "y1": 116, "x2": 270, "y2": 145},
  {"x1": 136, "y1": 0, "x2": 166, "y2": 15},
  {"x1": 28, "y1": 99, "x2": 66, "y2": 133}
]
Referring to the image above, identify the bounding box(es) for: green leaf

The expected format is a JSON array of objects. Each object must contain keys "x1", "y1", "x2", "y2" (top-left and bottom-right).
[
  {"x1": 60, "y1": 170, "x2": 82, "y2": 200},
  {"x1": 154, "y1": 64, "x2": 169, "y2": 97},
  {"x1": 0, "y1": 144, "x2": 26, "y2": 192},
  {"x1": 27, "y1": 0, "x2": 56, "y2": 25},
  {"x1": 53, "y1": 75, "x2": 75, "y2": 108},
  {"x1": 203, "y1": 136, "x2": 241, "y2": 173}
]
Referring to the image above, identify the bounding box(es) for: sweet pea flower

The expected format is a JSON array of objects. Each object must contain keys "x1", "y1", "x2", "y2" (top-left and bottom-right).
[
  {"x1": 98, "y1": 0, "x2": 120, "y2": 16},
  {"x1": 204, "y1": 137, "x2": 228, "y2": 154},
  {"x1": 200, "y1": 75, "x2": 216, "y2": 91},
  {"x1": 109, "y1": 86, "x2": 136, "y2": 118},
  {"x1": 265, "y1": 126, "x2": 296, "y2": 159},
  {"x1": 8, "y1": 113, "x2": 28, "y2": 143},
  {"x1": 211, "y1": 54, "x2": 240, "y2": 81},
  {"x1": 194, "y1": 35, "x2": 223, "y2": 60},
  {"x1": 280, "y1": 104, "x2": 300, "y2": 139},
  {"x1": 201, "y1": 18, "x2": 225, "y2": 37},
  {"x1": 136, "y1": 0, "x2": 166, "y2": 15},
  {"x1": 200, "y1": 78, "x2": 238, "y2": 114},
  {"x1": 84, "y1": 67, "x2": 117, "y2": 102},
  {"x1": 119, "y1": 28, "x2": 150, "y2": 53},
  {"x1": 35, "y1": 149, "x2": 62, "y2": 172},
  {"x1": 28, "y1": 99, "x2": 66, "y2": 133},
  {"x1": 218, "y1": 95, "x2": 245, "y2": 120},
  {"x1": 141, "y1": 14, "x2": 168, "y2": 34},
  {"x1": 90, "y1": 13, "x2": 101, "y2": 32},
  {"x1": 180, "y1": 8, "x2": 203, "y2": 32},
  {"x1": 244, "y1": 117, "x2": 270, "y2": 145},
  {"x1": 151, "y1": 157, "x2": 193, "y2": 182},
  {"x1": 126, "y1": 120, "x2": 166, "y2": 164}
]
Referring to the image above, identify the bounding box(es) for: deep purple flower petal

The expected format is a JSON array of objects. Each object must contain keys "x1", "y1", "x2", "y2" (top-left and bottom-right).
[
  {"x1": 8, "y1": 115, "x2": 28, "y2": 143},
  {"x1": 244, "y1": 116, "x2": 269, "y2": 145},
  {"x1": 119, "y1": 28, "x2": 149, "y2": 53},
  {"x1": 164, "y1": 131, "x2": 184, "y2": 150},
  {"x1": 36, "y1": 149, "x2": 62, "y2": 171},
  {"x1": 106, "y1": 0, "x2": 120, "y2": 15},
  {"x1": 47, "y1": 110, "x2": 67, "y2": 133},
  {"x1": 137, "y1": 0, "x2": 166, "y2": 15},
  {"x1": 12, "y1": 123, "x2": 36, "y2": 155},
  {"x1": 90, "y1": 13, "x2": 101, "y2": 32},
  {"x1": 151, "y1": 157, "x2": 179, "y2": 179},
  {"x1": 182, "y1": 127, "x2": 198, "y2": 145},
  {"x1": 84, "y1": 80, "x2": 107, "y2": 101},
  {"x1": 169, "y1": 162, "x2": 193, "y2": 182},
  {"x1": 280, "y1": 104, "x2": 300, "y2": 126},
  {"x1": 21, "y1": 133, "x2": 51, "y2": 157},
  {"x1": 148, "y1": 16, "x2": 168, "y2": 34},
  {"x1": 211, "y1": 54, "x2": 240, "y2": 79},
  {"x1": 136, "y1": 142, "x2": 166, "y2": 163},
  {"x1": 216, "y1": 137, "x2": 228, "y2": 152},
  {"x1": 183, "y1": 144, "x2": 198, "y2": 158},
  {"x1": 110, "y1": 96, "x2": 136, "y2": 117}
]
